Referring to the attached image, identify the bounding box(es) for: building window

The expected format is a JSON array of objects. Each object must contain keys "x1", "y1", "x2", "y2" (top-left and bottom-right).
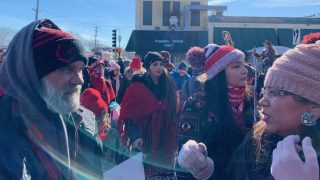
[
  {"x1": 191, "y1": 2, "x2": 200, "y2": 26},
  {"x1": 143, "y1": 1, "x2": 152, "y2": 25},
  {"x1": 163, "y1": 1, "x2": 170, "y2": 26},
  {"x1": 172, "y1": 1, "x2": 180, "y2": 25}
]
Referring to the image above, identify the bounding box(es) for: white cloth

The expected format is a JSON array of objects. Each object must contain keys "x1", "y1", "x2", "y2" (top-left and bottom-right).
[{"x1": 103, "y1": 152, "x2": 145, "y2": 180}]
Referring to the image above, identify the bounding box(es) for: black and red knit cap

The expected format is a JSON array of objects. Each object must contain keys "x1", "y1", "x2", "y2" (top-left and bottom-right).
[{"x1": 33, "y1": 20, "x2": 87, "y2": 79}]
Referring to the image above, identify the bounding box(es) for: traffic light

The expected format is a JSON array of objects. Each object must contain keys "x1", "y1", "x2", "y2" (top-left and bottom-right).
[{"x1": 112, "y1": 29, "x2": 117, "y2": 48}]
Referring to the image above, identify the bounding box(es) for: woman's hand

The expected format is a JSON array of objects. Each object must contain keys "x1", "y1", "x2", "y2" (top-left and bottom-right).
[
  {"x1": 271, "y1": 135, "x2": 319, "y2": 180},
  {"x1": 178, "y1": 140, "x2": 214, "y2": 180}
]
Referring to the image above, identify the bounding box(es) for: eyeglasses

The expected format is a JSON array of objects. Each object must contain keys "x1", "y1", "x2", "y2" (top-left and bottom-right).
[{"x1": 261, "y1": 88, "x2": 293, "y2": 98}]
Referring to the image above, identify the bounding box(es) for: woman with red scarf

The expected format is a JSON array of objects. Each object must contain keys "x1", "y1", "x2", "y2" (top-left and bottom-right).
[
  {"x1": 177, "y1": 44, "x2": 255, "y2": 179},
  {"x1": 81, "y1": 59, "x2": 116, "y2": 140},
  {"x1": 119, "y1": 52, "x2": 178, "y2": 179}
]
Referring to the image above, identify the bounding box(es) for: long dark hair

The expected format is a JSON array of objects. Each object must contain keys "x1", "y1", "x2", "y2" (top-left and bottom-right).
[
  {"x1": 204, "y1": 70, "x2": 252, "y2": 175},
  {"x1": 205, "y1": 70, "x2": 242, "y2": 147},
  {"x1": 154, "y1": 68, "x2": 177, "y2": 122}
]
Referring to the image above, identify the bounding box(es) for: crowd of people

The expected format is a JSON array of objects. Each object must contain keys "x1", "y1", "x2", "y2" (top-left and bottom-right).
[{"x1": 0, "y1": 18, "x2": 319, "y2": 180}]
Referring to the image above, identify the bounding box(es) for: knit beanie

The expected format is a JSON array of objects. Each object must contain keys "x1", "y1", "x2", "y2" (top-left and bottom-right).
[
  {"x1": 108, "y1": 60, "x2": 120, "y2": 71},
  {"x1": 130, "y1": 57, "x2": 143, "y2": 71},
  {"x1": 143, "y1": 51, "x2": 163, "y2": 69},
  {"x1": 178, "y1": 61, "x2": 188, "y2": 70},
  {"x1": 81, "y1": 88, "x2": 108, "y2": 117},
  {"x1": 301, "y1": 32, "x2": 320, "y2": 44},
  {"x1": 88, "y1": 56, "x2": 101, "y2": 67},
  {"x1": 88, "y1": 60, "x2": 104, "y2": 75},
  {"x1": 186, "y1": 46, "x2": 206, "y2": 68},
  {"x1": 33, "y1": 25, "x2": 87, "y2": 79},
  {"x1": 204, "y1": 43, "x2": 245, "y2": 80},
  {"x1": 159, "y1": 51, "x2": 171, "y2": 63},
  {"x1": 264, "y1": 41, "x2": 320, "y2": 104}
]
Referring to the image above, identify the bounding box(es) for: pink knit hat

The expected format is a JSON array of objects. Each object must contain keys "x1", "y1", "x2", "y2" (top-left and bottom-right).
[
  {"x1": 204, "y1": 44, "x2": 245, "y2": 80},
  {"x1": 264, "y1": 41, "x2": 320, "y2": 104},
  {"x1": 109, "y1": 60, "x2": 120, "y2": 71}
]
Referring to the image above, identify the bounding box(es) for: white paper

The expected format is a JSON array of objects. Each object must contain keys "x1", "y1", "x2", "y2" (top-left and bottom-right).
[{"x1": 103, "y1": 152, "x2": 145, "y2": 180}]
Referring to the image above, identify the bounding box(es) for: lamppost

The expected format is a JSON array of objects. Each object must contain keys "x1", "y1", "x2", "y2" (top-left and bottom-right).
[{"x1": 118, "y1": 35, "x2": 122, "y2": 57}]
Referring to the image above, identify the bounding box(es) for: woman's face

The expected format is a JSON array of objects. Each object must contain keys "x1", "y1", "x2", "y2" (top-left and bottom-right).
[
  {"x1": 148, "y1": 61, "x2": 163, "y2": 78},
  {"x1": 259, "y1": 87, "x2": 314, "y2": 137},
  {"x1": 93, "y1": 64, "x2": 105, "y2": 76},
  {"x1": 225, "y1": 58, "x2": 248, "y2": 87}
]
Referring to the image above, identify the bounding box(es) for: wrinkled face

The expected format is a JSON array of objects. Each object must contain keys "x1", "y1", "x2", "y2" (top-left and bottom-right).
[
  {"x1": 149, "y1": 61, "x2": 163, "y2": 78},
  {"x1": 40, "y1": 61, "x2": 84, "y2": 115},
  {"x1": 178, "y1": 69, "x2": 188, "y2": 77},
  {"x1": 259, "y1": 87, "x2": 314, "y2": 137},
  {"x1": 225, "y1": 58, "x2": 248, "y2": 87}
]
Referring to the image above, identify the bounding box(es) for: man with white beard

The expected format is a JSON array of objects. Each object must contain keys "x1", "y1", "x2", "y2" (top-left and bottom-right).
[{"x1": 0, "y1": 19, "x2": 103, "y2": 179}]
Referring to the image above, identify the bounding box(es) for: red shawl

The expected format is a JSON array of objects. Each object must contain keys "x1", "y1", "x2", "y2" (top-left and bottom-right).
[
  {"x1": 89, "y1": 75, "x2": 115, "y2": 106},
  {"x1": 119, "y1": 82, "x2": 177, "y2": 166}
]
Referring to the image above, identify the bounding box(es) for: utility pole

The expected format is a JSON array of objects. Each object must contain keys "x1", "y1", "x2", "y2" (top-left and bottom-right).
[
  {"x1": 33, "y1": 0, "x2": 40, "y2": 20},
  {"x1": 94, "y1": 26, "x2": 99, "y2": 53}
]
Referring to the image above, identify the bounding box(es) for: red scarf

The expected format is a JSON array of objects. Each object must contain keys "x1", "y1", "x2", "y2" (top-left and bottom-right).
[
  {"x1": 228, "y1": 85, "x2": 246, "y2": 131},
  {"x1": 89, "y1": 72, "x2": 114, "y2": 105}
]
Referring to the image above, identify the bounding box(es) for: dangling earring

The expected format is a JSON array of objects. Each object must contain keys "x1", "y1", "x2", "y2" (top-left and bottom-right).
[{"x1": 301, "y1": 112, "x2": 317, "y2": 126}]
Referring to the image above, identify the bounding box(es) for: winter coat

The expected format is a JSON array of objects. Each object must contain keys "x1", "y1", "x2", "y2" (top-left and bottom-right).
[
  {"x1": 0, "y1": 95, "x2": 103, "y2": 179},
  {"x1": 117, "y1": 77, "x2": 132, "y2": 104},
  {"x1": 180, "y1": 77, "x2": 204, "y2": 105},
  {"x1": 170, "y1": 70, "x2": 191, "y2": 91},
  {"x1": 228, "y1": 131, "x2": 282, "y2": 180}
]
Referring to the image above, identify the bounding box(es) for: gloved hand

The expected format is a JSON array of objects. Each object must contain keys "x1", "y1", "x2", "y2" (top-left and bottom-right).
[
  {"x1": 178, "y1": 140, "x2": 214, "y2": 180},
  {"x1": 271, "y1": 135, "x2": 319, "y2": 180}
]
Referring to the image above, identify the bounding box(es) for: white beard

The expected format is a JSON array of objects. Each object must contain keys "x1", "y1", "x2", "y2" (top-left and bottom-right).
[{"x1": 40, "y1": 79, "x2": 81, "y2": 115}]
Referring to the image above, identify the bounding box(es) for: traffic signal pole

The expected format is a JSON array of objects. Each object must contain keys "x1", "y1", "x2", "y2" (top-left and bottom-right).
[{"x1": 112, "y1": 29, "x2": 117, "y2": 50}]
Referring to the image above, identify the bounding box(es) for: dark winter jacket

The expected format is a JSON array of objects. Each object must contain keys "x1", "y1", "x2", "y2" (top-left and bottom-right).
[
  {"x1": 181, "y1": 77, "x2": 204, "y2": 104},
  {"x1": 117, "y1": 77, "x2": 132, "y2": 104},
  {"x1": 0, "y1": 95, "x2": 103, "y2": 179},
  {"x1": 228, "y1": 131, "x2": 282, "y2": 180}
]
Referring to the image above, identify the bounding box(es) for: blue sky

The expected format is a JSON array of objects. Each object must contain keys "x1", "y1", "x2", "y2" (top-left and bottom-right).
[{"x1": 0, "y1": 0, "x2": 319, "y2": 49}]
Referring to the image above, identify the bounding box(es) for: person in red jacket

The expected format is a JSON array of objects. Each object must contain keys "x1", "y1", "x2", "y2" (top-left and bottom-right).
[{"x1": 119, "y1": 51, "x2": 178, "y2": 179}]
